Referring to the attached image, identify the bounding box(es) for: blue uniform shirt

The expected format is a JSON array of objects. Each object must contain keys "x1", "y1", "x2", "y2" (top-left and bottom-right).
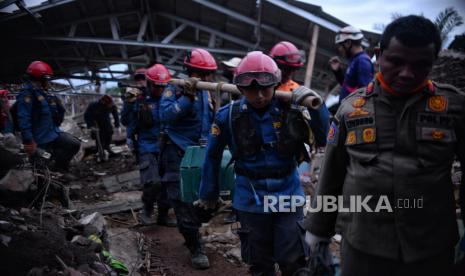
[
  {"x1": 125, "y1": 93, "x2": 162, "y2": 154},
  {"x1": 121, "y1": 87, "x2": 146, "y2": 127},
  {"x1": 339, "y1": 52, "x2": 374, "y2": 102},
  {"x1": 308, "y1": 103, "x2": 330, "y2": 147},
  {"x1": 16, "y1": 83, "x2": 64, "y2": 145},
  {"x1": 120, "y1": 101, "x2": 134, "y2": 128},
  {"x1": 160, "y1": 84, "x2": 214, "y2": 151},
  {"x1": 200, "y1": 97, "x2": 305, "y2": 213}
]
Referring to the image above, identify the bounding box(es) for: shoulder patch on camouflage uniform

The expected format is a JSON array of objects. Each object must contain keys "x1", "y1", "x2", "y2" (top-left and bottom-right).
[
  {"x1": 427, "y1": 95, "x2": 447, "y2": 113},
  {"x1": 327, "y1": 121, "x2": 338, "y2": 144}
]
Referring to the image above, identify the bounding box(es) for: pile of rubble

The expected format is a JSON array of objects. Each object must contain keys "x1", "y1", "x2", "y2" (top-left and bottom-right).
[
  {"x1": 431, "y1": 50, "x2": 465, "y2": 91},
  {"x1": 0, "y1": 203, "x2": 125, "y2": 275}
]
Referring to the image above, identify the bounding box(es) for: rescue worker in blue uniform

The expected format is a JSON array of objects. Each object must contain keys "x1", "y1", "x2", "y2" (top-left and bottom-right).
[
  {"x1": 125, "y1": 64, "x2": 176, "y2": 227},
  {"x1": 16, "y1": 61, "x2": 80, "y2": 174},
  {"x1": 159, "y1": 48, "x2": 216, "y2": 269},
  {"x1": 84, "y1": 95, "x2": 120, "y2": 158},
  {"x1": 329, "y1": 26, "x2": 374, "y2": 105},
  {"x1": 199, "y1": 51, "x2": 320, "y2": 275},
  {"x1": 304, "y1": 16, "x2": 465, "y2": 276},
  {"x1": 121, "y1": 68, "x2": 146, "y2": 130},
  {"x1": 269, "y1": 41, "x2": 330, "y2": 147}
]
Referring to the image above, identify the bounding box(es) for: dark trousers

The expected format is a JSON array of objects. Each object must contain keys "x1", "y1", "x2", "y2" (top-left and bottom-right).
[
  {"x1": 160, "y1": 143, "x2": 201, "y2": 252},
  {"x1": 341, "y1": 239, "x2": 455, "y2": 276},
  {"x1": 93, "y1": 129, "x2": 112, "y2": 151},
  {"x1": 237, "y1": 209, "x2": 307, "y2": 276},
  {"x1": 41, "y1": 132, "x2": 81, "y2": 171},
  {"x1": 139, "y1": 152, "x2": 171, "y2": 217}
]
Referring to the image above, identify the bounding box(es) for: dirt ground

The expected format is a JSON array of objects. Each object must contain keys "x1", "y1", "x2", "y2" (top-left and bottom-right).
[
  {"x1": 73, "y1": 144, "x2": 250, "y2": 275},
  {"x1": 141, "y1": 223, "x2": 249, "y2": 276}
]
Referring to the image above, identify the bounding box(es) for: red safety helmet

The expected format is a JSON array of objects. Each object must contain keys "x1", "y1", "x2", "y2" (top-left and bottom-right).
[
  {"x1": 146, "y1": 64, "x2": 171, "y2": 85},
  {"x1": 184, "y1": 48, "x2": 217, "y2": 71},
  {"x1": 26, "y1": 61, "x2": 54, "y2": 80},
  {"x1": 134, "y1": 68, "x2": 147, "y2": 80},
  {"x1": 269, "y1": 41, "x2": 305, "y2": 68},
  {"x1": 233, "y1": 51, "x2": 281, "y2": 88},
  {"x1": 0, "y1": 89, "x2": 8, "y2": 98}
]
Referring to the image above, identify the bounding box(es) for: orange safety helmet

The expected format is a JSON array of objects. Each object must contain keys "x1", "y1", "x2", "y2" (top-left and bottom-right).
[
  {"x1": 269, "y1": 41, "x2": 305, "y2": 68},
  {"x1": 145, "y1": 64, "x2": 171, "y2": 85},
  {"x1": 184, "y1": 48, "x2": 217, "y2": 71}
]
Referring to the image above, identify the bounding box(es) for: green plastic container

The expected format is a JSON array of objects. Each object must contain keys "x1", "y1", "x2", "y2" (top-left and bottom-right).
[{"x1": 180, "y1": 146, "x2": 235, "y2": 203}]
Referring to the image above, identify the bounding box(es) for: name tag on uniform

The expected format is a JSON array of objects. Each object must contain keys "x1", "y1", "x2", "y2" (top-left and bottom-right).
[
  {"x1": 417, "y1": 127, "x2": 455, "y2": 142},
  {"x1": 345, "y1": 116, "x2": 375, "y2": 129},
  {"x1": 417, "y1": 113, "x2": 455, "y2": 127}
]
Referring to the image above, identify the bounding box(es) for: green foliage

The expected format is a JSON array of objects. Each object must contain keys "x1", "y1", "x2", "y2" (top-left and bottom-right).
[
  {"x1": 434, "y1": 7, "x2": 464, "y2": 42},
  {"x1": 373, "y1": 7, "x2": 463, "y2": 43}
]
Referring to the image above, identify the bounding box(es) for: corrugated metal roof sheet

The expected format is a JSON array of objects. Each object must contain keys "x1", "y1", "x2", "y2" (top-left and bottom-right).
[{"x1": 0, "y1": 0, "x2": 380, "y2": 93}]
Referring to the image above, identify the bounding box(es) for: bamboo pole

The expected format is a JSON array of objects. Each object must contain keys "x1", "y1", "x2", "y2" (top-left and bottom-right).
[
  {"x1": 169, "y1": 79, "x2": 322, "y2": 110},
  {"x1": 304, "y1": 24, "x2": 320, "y2": 88}
]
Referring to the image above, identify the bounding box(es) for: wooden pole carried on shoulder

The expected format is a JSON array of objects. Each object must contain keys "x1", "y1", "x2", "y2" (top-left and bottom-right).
[{"x1": 169, "y1": 79, "x2": 323, "y2": 110}]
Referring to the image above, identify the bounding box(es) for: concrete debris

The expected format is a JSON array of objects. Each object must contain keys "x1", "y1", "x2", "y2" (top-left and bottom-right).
[
  {"x1": 61, "y1": 118, "x2": 84, "y2": 139},
  {"x1": 0, "y1": 169, "x2": 34, "y2": 192},
  {"x1": 431, "y1": 50, "x2": 465, "y2": 91},
  {"x1": 71, "y1": 235, "x2": 92, "y2": 246},
  {"x1": 100, "y1": 170, "x2": 141, "y2": 193},
  {"x1": 203, "y1": 229, "x2": 237, "y2": 244},
  {"x1": 0, "y1": 234, "x2": 12, "y2": 247},
  {"x1": 76, "y1": 196, "x2": 143, "y2": 216},
  {"x1": 0, "y1": 133, "x2": 21, "y2": 154},
  {"x1": 93, "y1": 171, "x2": 107, "y2": 176},
  {"x1": 110, "y1": 145, "x2": 126, "y2": 154},
  {"x1": 78, "y1": 212, "x2": 107, "y2": 234},
  {"x1": 225, "y1": 247, "x2": 242, "y2": 262},
  {"x1": 0, "y1": 220, "x2": 14, "y2": 231},
  {"x1": 107, "y1": 228, "x2": 142, "y2": 276},
  {"x1": 0, "y1": 204, "x2": 110, "y2": 275}
]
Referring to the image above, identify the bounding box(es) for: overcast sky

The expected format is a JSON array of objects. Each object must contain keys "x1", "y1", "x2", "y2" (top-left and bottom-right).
[{"x1": 302, "y1": 0, "x2": 465, "y2": 47}]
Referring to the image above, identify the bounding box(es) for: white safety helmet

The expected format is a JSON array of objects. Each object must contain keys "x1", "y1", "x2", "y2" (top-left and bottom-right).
[{"x1": 335, "y1": 26, "x2": 364, "y2": 44}]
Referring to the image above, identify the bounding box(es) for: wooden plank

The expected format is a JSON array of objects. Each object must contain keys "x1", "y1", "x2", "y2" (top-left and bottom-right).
[{"x1": 304, "y1": 24, "x2": 320, "y2": 88}]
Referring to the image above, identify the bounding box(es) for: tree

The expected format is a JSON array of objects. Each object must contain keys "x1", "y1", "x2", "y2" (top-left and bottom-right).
[
  {"x1": 373, "y1": 7, "x2": 463, "y2": 44},
  {"x1": 434, "y1": 7, "x2": 464, "y2": 43},
  {"x1": 373, "y1": 12, "x2": 403, "y2": 32}
]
